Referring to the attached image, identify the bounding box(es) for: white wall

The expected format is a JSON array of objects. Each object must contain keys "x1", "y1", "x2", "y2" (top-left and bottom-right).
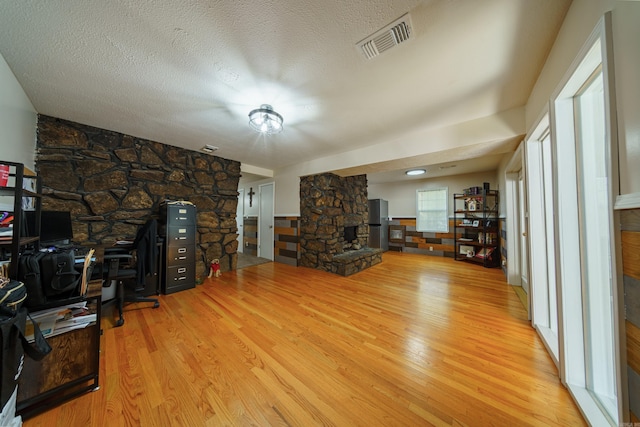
[
  {"x1": 238, "y1": 177, "x2": 282, "y2": 218},
  {"x1": 261, "y1": 107, "x2": 524, "y2": 217},
  {"x1": 0, "y1": 52, "x2": 37, "y2": 169},
  {"x1": 368, "y1": 171, "x2": 499, "y2": 218},
  {"x1": 526, "y1": 0, "x2": 640, "y2": 196}
]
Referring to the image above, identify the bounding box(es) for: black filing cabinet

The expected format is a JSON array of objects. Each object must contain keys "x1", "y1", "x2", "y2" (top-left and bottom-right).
[{"x1": 160, "y1": 202, "x2": 196, "y2": 294}]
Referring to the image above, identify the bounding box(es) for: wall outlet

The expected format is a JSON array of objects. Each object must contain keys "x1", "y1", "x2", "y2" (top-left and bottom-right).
[
  {"x1": 245, "y1": 241, "x2": 249, "y2": 247},
  {"x1": 502, "y1": 259, "x2": 507, "y2": 266},
  {"x1": 429, "y1": 246, "x2": 433, "y2": 251}
]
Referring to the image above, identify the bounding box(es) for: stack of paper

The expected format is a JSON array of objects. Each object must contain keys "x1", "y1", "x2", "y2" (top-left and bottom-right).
[{"x1": 25, "y1": 301, "x2": 97, "y2": 342}]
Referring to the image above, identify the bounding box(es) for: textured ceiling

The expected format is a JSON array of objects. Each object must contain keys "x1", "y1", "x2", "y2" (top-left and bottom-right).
[{"x1": 0, "y1": 0, "x2": 571, "y2": 182}]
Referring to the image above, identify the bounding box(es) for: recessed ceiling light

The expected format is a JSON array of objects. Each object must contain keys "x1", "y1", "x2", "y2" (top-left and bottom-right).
[{"x1": 405, "y1": 169, "x2": 426, "y2": 176}]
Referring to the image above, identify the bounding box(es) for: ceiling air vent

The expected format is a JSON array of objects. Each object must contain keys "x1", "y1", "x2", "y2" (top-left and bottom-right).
[
  {"x1": 201, "y1": 144, "x2": 219, "y2": 154},
  {"x1": 356, "y1": 13, "x2": 413, "y2": 60}
]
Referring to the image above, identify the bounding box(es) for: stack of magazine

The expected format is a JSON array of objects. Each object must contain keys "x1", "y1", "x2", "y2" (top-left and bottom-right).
[{"x1": 25, "y1": 301, "x2": 97, "y2": 342}]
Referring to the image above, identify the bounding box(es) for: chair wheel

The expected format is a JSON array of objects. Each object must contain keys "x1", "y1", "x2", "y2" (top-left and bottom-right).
[
  {"x1": 153, "y1": 302, "x2": 160, "y2": 308},
  {"x1": 115, "y1": 318, "x2": 124, "y2": 327}
]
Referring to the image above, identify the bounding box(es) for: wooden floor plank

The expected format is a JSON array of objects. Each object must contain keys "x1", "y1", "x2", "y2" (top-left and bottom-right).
[{"x1": 23, "y1": 252, "x2": 585, "y2": 426}]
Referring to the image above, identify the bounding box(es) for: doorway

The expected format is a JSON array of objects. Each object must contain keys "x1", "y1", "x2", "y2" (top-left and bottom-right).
[
  {"x1": 237, "y1": 188, "x2": 244, "y2": 253},
  {"x1": 258, "y1": 182, "x2": 274, "y2": 261},
  {"x1": 518, "y1": 170, "x2": 529, "y2": 296},
  {"x1": 505, "y1": 146, "x2": 530, "y2": 317}
]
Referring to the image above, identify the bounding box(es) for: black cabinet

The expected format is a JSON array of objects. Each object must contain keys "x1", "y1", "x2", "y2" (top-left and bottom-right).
[
  {"x1": 16, "y1": 249, "x2": 103, "y2": 420},
  {"x1": 17, "y1": 293, "x2": 101, "y2": 419},
  {"x1": 160, "y1": 202, "x2": 196, "y2": 294}
]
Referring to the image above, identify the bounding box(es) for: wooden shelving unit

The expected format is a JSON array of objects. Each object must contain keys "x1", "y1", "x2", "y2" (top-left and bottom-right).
[
  {"x1": 0, "y1": 161, "x2": 42, "y2": 278},
  {"x1": 453, "y1": 189, "x2": 500, "y2": 268}
]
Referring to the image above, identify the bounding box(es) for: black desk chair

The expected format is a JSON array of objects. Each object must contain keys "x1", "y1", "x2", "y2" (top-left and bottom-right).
[{"x1": 103, "y1": 219, "x2": 160, "y2": 327}]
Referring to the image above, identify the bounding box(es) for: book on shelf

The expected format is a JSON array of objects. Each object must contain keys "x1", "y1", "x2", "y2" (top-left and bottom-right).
[{"x1": 474, "y1": 247, "x2": 495, "y2": 259}]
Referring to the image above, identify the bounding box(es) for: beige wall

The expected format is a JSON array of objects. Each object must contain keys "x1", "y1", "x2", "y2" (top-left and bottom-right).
[
  {"x1": 526, "y1": 0, "x2": 640, "y2": 196},
  {"x1": 0, "y1": 52, "x2": 37, "y2": 169},
  {"x1": 257, "y1": 107, "x2": 523, "y2": 217},
  {"x1": 368, "y1": 171, "x2": 499, "y2": 218}
]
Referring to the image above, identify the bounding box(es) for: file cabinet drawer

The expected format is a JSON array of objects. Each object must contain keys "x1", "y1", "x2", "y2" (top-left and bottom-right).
[
  {"x1": 166, "y1": 225, "x2": 195, "y2": 245},
  {"x1": 163, "y1": 264, "x2": 196, "y2": 294},
  {"x1": 167, "y1": 244, "x2": 194, "y2": 264},
  {"x1": 165, "y1": 205, "x2": 196, "y2": 225}
]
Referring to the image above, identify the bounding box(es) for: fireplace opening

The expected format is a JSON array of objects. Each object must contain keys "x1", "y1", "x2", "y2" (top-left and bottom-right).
[{"x1": 343, "y1": 225, "x2": 357, "y2": 243}]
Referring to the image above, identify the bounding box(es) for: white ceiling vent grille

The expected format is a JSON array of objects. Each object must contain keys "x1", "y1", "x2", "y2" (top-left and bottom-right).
[{"x1": 356, "y1": 13, "x2": 413, "y2": 60}]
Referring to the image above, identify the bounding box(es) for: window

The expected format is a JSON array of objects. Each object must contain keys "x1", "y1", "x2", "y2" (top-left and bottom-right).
[
  {"x1": 416, "y1": 188, "x2": 448, "y2": 232},
  {"x1": 526, "y1": 118, "x2": 559, "y2": 362},
  {"x1": 551, "y1": 13, "x2": 621, "y2": 425}
]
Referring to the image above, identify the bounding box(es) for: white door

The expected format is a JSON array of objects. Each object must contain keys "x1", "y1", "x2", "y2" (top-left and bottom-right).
[
  {"x1": 518, "y1": 171, "x2": 529, "y2": 295},
  {"x1": 236, "y1": 189, "x2": 244, "y2": 253},
  {"x1": 258, "y1": 183, "x2": 274, "y2": 260}
]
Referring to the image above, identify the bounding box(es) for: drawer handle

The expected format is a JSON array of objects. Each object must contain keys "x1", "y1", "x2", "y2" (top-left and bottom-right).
[
  {"x1": 178, "y1": 256, "x2": 186, "y2": 260},
  {"x1": 178, "y1": 248, "x2": 186, "y2": 253},
  {"x1": 178, "y1": 268, "x2": 186, "y2": 273},
  {"x1": 179, "y1": 209, "x2": 187, "y2": 214}
]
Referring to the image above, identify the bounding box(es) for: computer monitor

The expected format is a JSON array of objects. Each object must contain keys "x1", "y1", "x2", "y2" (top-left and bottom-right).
[{"x1": 26, "y1": 210, "x2": 74, "y2": 247}]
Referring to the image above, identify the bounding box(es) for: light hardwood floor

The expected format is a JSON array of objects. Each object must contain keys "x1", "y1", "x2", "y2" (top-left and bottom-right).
[{"x1": 23, "y1": 252, "x2": 585, "y2": 426}]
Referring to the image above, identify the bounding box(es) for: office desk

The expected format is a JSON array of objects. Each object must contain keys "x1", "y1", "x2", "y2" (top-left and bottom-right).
[{"x1": 16, "y1": 247, "x2": 103, "y2": 420}]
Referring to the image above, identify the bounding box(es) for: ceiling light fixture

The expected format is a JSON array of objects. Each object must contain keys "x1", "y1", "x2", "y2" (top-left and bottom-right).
[
  {"x1": 405, "y1": 169, "x2": 426, "y2": 176},
  {"x1": 248, "y1": 104, "x2": 283, "y2": 134}
]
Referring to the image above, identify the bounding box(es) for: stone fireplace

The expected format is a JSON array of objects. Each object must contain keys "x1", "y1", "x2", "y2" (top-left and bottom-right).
[
  {"x1": 300, "y1": 173, "x2": 382, "y2": 275},
  {"x1": 343, "y1": 225, "x2": 358, "y2": 249}
]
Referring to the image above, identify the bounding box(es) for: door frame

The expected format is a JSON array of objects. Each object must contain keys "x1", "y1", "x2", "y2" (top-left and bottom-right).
[
  {"x1": 518, "y1": 169, "x2": 529, "y2": 295},
  {"x1": 258, "y1": 182, "x2": 274, "y2": 260},
  {"x1": 505, "y1": 144, "x2": 524, "y2": 286},
  {"x1": 237, "y1": 188, "x2": 244, "y2": 253}
]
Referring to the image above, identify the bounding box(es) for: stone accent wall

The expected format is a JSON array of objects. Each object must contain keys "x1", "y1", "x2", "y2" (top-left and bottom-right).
[
  {"x1": 299, "y1": 173, "x2": 370, "y2": 273},
  {"x1": 35, "y1": 115, "x2": 241, "y2": 279}
]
